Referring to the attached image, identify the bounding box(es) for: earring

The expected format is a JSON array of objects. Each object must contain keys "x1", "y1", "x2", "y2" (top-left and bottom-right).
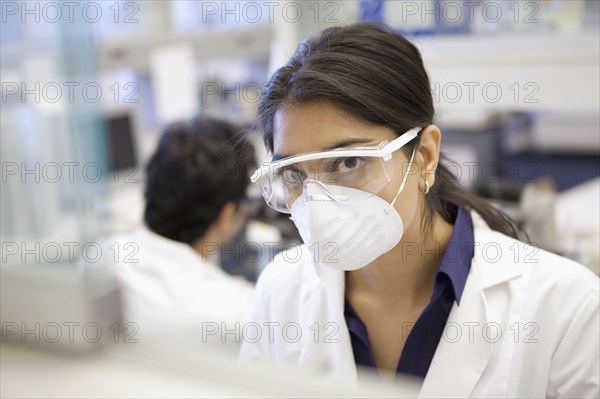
[{"x1": 422, "y1": 179, "x2": 430, "y2": 195}]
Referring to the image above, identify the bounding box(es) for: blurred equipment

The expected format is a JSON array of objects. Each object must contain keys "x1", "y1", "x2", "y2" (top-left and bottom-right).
[
  {"x1": 503, "y1": 112, "x2": 600, "y2": 191},
  {"x1": 149, "y1": 44, "x2": 199, "y2": 124},
  {"x1": 0, "y1": 264, "x2": 122, "y2": 353},
  {"x1": 1, "y1": 338, "x2": 422, "y2": 398},
  {"x1": 0, "y1": 228, "x2": 416, "y2": 398},
  {"x1": 519, "y1": 178, "x2": 558, "y2": 252},
  {"x1": 105, "y1": 114, "x2": 137, "y2": 171},
  {"x1": 555, "y1": 177, "x2": 600, "y2": 275},
  {"x1": 529, "y1": 112, "x2": 600, "y2": 155}
]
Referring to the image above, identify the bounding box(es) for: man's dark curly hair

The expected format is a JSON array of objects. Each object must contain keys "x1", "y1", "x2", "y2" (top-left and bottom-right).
[{"x1": 144, "y1": 117, "x2": 255, "y2": 245}]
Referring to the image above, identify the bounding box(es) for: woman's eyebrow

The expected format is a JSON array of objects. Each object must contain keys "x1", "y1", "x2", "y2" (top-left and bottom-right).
[
  {"x1": 322, "y1": 138, "x2": 376, "y2": 151},
  {"x1": 272, "y1": 138, "x2": 377, "y2": 161}
]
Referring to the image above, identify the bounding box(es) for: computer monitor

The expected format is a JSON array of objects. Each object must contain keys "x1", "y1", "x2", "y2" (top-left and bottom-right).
[{"x1": 105, "y1": 114, "x2": 137, "y2": 171}]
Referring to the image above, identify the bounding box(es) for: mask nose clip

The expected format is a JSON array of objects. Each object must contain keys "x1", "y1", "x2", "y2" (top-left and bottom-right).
[{"x1": 304, "y1": 179, "x2": 350, "y2": 202}]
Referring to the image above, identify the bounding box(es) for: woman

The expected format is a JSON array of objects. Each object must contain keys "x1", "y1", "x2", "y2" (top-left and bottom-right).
[{"x1": 240, "y1": 22, "x2": 599, "y2": 398}]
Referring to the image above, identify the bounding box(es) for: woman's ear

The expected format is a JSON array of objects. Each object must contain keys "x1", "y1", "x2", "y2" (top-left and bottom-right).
[{"x1": 417, "y1": 125, "x2": 442, "y2": 190}]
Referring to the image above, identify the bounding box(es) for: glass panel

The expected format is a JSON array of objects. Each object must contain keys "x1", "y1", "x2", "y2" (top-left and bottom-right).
[{"x1": 1, "y1": 7, "x2": 107, "y2": 266}]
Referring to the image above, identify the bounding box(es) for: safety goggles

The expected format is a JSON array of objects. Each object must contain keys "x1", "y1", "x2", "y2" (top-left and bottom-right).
[{"x1": 250, "y1": 127, "x2": 421, "y2": 213}]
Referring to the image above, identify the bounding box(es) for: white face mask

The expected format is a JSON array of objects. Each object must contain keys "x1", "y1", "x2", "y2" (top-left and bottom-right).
[{"x1": 289, "y1": 149, "x2": 416, "y2": 271}]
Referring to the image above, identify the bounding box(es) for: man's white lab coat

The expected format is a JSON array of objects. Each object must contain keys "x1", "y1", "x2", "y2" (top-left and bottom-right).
[
  {"x1": 110, "y1": 227, "x2": 255, "y2": 346},
  {"x1": 240, "y1": 211, "x2": 599, "y2": 398}
]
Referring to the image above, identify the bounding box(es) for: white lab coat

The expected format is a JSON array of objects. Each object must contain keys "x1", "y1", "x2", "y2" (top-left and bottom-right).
[
  {"x1": 239, "y1": 211, "x2": 599, "y2": 398},
  {"x1": 108, "y1": 227, "x2": 255, "y2": 345}
]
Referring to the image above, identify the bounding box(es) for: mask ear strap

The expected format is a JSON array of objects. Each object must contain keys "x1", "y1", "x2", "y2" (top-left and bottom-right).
[{"x1": 387, "y1": 147, "x2": 417, "y2": 211}]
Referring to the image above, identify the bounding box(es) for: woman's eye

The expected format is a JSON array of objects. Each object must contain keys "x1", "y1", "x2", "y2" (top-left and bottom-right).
[
  {"x1": 281, "y1": 168, "x2": 303, "y2": 184},
  {"x1": 337, "y1": 157, "x2": 364, "y2": 172}
]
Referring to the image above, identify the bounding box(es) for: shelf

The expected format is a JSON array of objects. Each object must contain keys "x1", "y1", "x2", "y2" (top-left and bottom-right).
[
  {"x1": 98, "y1": 25, "x2": 272, "y2": 73},
  {"x1": 412, "y1": 32, "x2": 600, "y2": 116}
]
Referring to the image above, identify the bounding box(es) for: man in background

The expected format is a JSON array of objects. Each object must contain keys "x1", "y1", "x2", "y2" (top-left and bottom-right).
[{"x1": 114, "y1": 117, "x2": 256, "y2": 348}]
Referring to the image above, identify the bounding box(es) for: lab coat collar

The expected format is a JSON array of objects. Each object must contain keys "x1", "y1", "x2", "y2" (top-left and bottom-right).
[
  {"x1": 298, "y1": 259, "x2": 357, "y2": 382},
  {"x1": 418, "y1": 254, "x2": 491, "y2": 397},
  {"x1": 469, "y1": 210, "x2": 524, "y2": 289}
]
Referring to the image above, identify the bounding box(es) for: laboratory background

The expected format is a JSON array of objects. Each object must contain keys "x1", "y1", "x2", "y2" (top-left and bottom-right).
[{"x1": 1, "y1": 0, "x2": 599, "y2": 397}]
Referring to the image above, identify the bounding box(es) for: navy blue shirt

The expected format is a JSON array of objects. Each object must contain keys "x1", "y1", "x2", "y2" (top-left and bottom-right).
[{"x1": 344, "y1": 206, "x2": 474, "y2": 377}]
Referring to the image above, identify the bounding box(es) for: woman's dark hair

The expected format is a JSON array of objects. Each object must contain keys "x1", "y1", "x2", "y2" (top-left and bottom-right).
[
  {"x1": 257, "y1": 22, "x2": 520, "y2": 239},
  {"x1": 144, "y1": 117, "x2": 255, "y2": 245}
]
